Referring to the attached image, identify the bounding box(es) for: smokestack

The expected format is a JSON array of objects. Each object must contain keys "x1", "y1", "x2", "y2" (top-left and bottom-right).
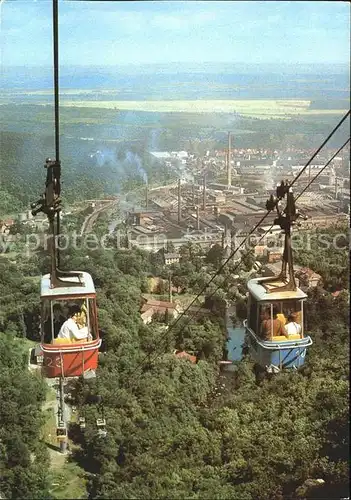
[
  {"x1": 196, "y1": 206, "x2": 200, "y2": 230},
  {"x1": 168, "y1": 273, "x2": 172, "y2": 303},
  {"x1": 178, "y1": 178, "x2": 181, "y2": 223},
  {"x1": 227, "y1": 132, "x2": 232, "y2": 188},
  {"x1": 145, "y1": 181, "x2": 149, "y2": 209},
  {"x1": 202, "y1": 173, "x2": 207, "y2": 210}
]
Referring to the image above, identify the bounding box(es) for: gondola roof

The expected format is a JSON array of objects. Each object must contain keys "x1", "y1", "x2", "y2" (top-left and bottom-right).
[
  {"x1": 41, "y1": 271, "x2": 96, "y2": 297},
  {"x1": 248, "y1": 277, "x2": 307, "y2": 302}
]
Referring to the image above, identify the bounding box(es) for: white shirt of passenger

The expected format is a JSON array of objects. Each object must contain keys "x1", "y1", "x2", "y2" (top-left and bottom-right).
[
  {"x1": 285, "y1": 321, "x2": 302, "y2": 336},
  {"x1": 58, "y1": 318, "x2": 89, "y2": 341}
]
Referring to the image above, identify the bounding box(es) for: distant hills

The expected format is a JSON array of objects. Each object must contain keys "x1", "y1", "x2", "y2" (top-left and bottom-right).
[
  {"x1": 1, "y1": 64, "x2": 349, "y2": 102},
  {"x1": 2, "y1": 62, "x2": 349, "y2": 91}
]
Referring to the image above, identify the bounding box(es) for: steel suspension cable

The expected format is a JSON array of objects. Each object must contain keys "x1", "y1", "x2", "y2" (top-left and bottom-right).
[
  {"x1": 295, "y1": 138, "x2": 350, "y2": 201},
  {"x1": 292, "y1": 110, "x2": 349, "y2": 186},
  {"x1": 52, "y1": 0, "x2": 61, "y2": 266},
  {"x1": 53, "y1": 0, "x2": 60, "y2": 162},
  {"x1": 179, "y1": 112, "x2": 351, "y2": 318},
  {"x1": 158, "y1": 135, "x2": 350, "y2": 348},
  {"x1": 126, "y1": 122, "x2": 350, "y2": 386}
]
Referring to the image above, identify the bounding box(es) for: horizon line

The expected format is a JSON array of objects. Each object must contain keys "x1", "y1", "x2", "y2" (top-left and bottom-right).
[{"x1": 3, "y1": 62, "x2": 350, "y2": 68}]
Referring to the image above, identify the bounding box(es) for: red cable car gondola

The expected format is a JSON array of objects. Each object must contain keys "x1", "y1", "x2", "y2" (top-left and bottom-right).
[
  {"x1": 40, "y1": 271, "x2": 102, "y2": 378},
  {"x1": 31, "y1": 153, "x2": 103, "y2": 380},
  {"x1": 29, "y1": 1, "x2": 105, "y2": 450}
]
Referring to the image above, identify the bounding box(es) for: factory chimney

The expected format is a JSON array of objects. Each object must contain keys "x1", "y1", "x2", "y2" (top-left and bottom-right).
[
  {"x1": 227, "y1": 132, "x2": 232, "y2": 188},
  {"x1": 178, "y1": 178, "x2": 181, "y2": 223},
  {"x1": 168, "y1": 273, "x2": 172, "y2": 303},
  {"x1": 222, "y1": 226, "x2": 231, "y2": 262},
  {"x1": 196, "y1": 206, "x2": 200, "y2": 230},
  {"x1": 145, "y1": 181, "x2": 149, "y2": 209},
  {"x1": 335, "y1": 175, "x2": 338, "y2": 200},
  {"x1": 202, "y1": 173, "x2": 207, "y2": 210}
]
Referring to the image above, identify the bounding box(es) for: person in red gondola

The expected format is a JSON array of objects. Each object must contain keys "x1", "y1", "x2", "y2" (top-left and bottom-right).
[
  {"x1": 57, "y1": 305, "x2": 90, "y2": 342},
  {"x1": 43, "y1": 303, "x2": 66, "y2": 343}
]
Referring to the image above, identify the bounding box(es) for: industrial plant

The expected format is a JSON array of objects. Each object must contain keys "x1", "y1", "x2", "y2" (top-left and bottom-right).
[{"x1": 123, "y1": 133, "x2": 349, "y2": 255}]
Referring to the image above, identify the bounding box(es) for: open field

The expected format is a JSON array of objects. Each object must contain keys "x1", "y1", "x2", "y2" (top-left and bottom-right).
[{"x1": 57, "y1": 99, "x2": 348, "y2": 118}]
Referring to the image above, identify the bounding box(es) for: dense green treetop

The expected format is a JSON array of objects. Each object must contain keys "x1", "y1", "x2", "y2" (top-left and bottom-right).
[
  {"x1": 0, "y1": 223, "x2": 349, "y2": 499},
  {"x1": 0, "y1": 334, "x2": 51, "y2": 499}
]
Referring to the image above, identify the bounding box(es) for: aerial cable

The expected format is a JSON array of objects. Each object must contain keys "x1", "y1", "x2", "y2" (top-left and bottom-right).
[
  {"x1": 292, "y1": 110, "x2": 349, "y2": 186},
  {"x1": 52, "y1": 0, "x2": 62, "y2": 266},
  {"x1": 160, "y1": 111, "x2": 351, "y2": 340},
  {"x1": 145, "y1": 114, "x2": 350, "y2": 336},
  {"x1": 154, "y1": 136, "x2": 351, "y2": 364},
  {"x1": 53, "y1": 0, "x2": 60, "y2": 162},
  {"x1": 295, "y1": 138, "x2": 350, "y2": 201},
  {"x1": 126, "y1": 132, "x2": 350, "y2": 387},
  {"x1": 152, "y1": 134, "x2": 350, "y2": 353},
  {"x1": 127, "y1": 133, "x2": 350, "y2": 384}
]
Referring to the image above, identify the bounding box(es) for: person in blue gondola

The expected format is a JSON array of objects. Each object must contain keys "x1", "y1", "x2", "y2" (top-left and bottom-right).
[
  {"x1": 57, "y1": 305, "x2": 90, "y2": 342},
  {"x1": 285, "y1": 312, "x2": 302, "y2": 337},
  {"x1": 261, "y1": 305, "x2": 287, "y2": 340}
]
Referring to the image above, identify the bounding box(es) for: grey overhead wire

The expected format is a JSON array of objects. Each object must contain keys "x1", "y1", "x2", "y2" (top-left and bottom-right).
[
  {"x1": 53, "y1": 0, "x2": 60, "y2": 162},
  {"x1": 125, "y1": 112, "x2": 350, "y2": 386},
  {"x1": 295, "y1": 138, "x2": 350, "y2": 201},
  {"x1": 156, "y1": 137, "x2": 351, "y2": 349}
]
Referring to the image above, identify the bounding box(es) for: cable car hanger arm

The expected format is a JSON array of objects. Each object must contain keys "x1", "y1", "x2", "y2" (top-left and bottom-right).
[{"x1": 31, "y1": 0, "x2": 83, "y2": 288}]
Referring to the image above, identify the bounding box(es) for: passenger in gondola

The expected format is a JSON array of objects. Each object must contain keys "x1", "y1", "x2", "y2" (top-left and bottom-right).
[
  {"x1": 259, "y1": 307, "x2": 270, "y2": 340},
  {"x1": 260, "y1": 305, "x2": 287, "y2": 340},
  {"x1": 53, "y1": 303, "x2": 66, "y2": 335},
  {"x1": 43, "y1": 303, "x2": 66, "y2": 343},
  {"x1": 260, "y1": 307, "x2": 270, "y2": 322},
  {"x1": 57, "y1": 305, "x2": 90, "y2": 342},
  {"x1": 75, "y1": 303, "x2": 87, "y2": 329},
  {"x1": 285, "y1": 312, "x2": 302, "y2": 337}
]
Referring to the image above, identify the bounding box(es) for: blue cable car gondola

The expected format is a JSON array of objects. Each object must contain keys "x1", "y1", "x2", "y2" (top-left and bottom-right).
[
  {"x1": 245, "y1": 181, "x2": 313, "y2": 372},
  {"x1": 244, "y1": 277, "x2": 312, "y2": 372}
]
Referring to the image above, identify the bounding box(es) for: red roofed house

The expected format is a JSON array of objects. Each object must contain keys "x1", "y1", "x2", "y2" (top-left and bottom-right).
[
  {"x1": 173, "y1": 350, "x2": 197, "y2": 364},
  {"x1": 295, "y1": 267, "x2": 322, "y2": 288},
  {"x1": 267, "y1": 248, "x2": 284, "y2": 263},
  {"x1": 140, "y1": 297, "x2": 182, "y2": 324},
  {"x1": 0, "y1": 219, "x2": 14, "y2": 234},
  {"x1": 254, "y1": 245, "x2": 266, "y2": 257}
]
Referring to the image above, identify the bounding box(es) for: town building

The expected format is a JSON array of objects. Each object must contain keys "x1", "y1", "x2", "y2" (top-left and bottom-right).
[
  {"x1": 164, "y1": 253, "x2": 180, "y2": 265},
  {"x1": 140, "y1": 297, "x2": 182, "y2": 324},
  {"x1": 295, "y1": 267, "x2": 322, "y2": 288}
]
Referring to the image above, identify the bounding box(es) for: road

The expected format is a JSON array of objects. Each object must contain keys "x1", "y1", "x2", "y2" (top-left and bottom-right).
[
  {"x1": 79, "y1": 180, "x2": 180, "y2": 237},
  {"x1": 80, "y1": 200, "x2": 117, "y2": 236}
]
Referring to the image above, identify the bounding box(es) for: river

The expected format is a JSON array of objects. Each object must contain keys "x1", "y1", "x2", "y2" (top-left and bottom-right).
[
  {"x1": 225, "y1": 305, "x2": 246, "y2": 364},
  {"x1": 227, "y1": 326, "x2": 246, "y2": 362}
]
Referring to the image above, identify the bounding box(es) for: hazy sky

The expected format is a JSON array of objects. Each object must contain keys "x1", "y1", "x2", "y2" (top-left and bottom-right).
[{"x1": 1, "y1": 0, "x2": 350, "y2": 67}]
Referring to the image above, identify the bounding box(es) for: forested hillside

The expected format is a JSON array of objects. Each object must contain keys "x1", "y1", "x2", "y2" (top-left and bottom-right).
[
  {"x1": 0, "y1": 222, "x2": 349, "y2": 498},
  {"x1": 69, "y1": 250, "x2": 349, "y2": 500},
  {"x1": 294, "y1": 227, "x2": 349, "y2": 292},
  {"x1": 0, "y1": 129, "x2": 112, "y2": 213},
  {"x1": 0, "y1": 334, "x2": 50, "y2": 498},
  {"x1": 1, "y1": 99, "x2": 348, "y2": 214},
  {"x1": 0, "y1": 124, "x2": 176, "y2": 215}
]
